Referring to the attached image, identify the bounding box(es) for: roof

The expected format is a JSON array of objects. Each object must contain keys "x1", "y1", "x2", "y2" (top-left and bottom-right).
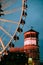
[{"x1": 24, "y1": 28, "x2": 39, "y2": 34}]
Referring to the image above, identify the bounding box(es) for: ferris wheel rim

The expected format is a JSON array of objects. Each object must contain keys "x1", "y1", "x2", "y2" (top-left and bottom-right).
[{"x1": 0, "y1": 0, "x2": 26, "y2": 55}]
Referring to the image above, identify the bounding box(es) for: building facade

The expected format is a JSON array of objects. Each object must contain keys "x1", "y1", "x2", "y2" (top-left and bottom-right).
[
  {"x1": 24, "y1": 28, "x2": 40, "y2": 65},
  {"x1": 0, "y1": 28, "x2": 40, "y2": 65}
]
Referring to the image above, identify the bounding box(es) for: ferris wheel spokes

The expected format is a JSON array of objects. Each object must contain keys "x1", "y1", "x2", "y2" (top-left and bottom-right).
[
  {"x1": 2, "y1": 0, "x2": 18, "y2": 9},
  {"x1": 0, "y1": 18, "x2": 19, "y2": 24},
  {"x1": 0, "y1": 38, "x2": 5, "y2": 49},
  {"x1": 0, "y1": 7, "x2": 21, "y2": 15},
  {"x1": 0, "y1": 38, "x2": 5, "y2": 55},
  {"x1": 0, "y1": 26, "x2": 13, "y2": 39},
  {"x1": 3, "y1": 7, "x2": 21, "y2": 15},
  {"x1": 0, "y1": 0, "x2": 28, "y2": 55}
]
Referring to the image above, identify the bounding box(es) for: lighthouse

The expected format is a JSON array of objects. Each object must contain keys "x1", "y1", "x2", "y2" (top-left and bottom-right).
[{"x1": 24, "y1": 28, "x2": 40, "y2": 65}]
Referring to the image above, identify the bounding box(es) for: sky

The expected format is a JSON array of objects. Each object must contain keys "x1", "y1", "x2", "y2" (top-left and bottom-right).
[
  {"x1": 0, "y1": 0, "x2": 43, "y2": 62},
  {"x1": 15, "y1": 0, "x2": 43, "y2": 62}
]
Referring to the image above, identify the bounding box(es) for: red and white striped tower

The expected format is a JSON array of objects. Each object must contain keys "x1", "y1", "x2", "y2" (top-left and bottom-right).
[{"x1": 24, "y1": 28, "x2": 40, "y2": 65}]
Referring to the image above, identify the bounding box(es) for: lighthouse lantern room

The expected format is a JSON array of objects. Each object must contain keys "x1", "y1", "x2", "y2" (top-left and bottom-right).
[{"x1": 24, "y1": 28, "x2": 39, "y2": 46}]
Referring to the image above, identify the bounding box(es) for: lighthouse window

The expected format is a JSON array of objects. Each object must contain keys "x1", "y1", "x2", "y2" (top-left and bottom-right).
[
  {"x1": 31, "y1": 34, "x2": 36, "y2": 37},
  {"x1": 25, "y1": 34, "x2": 30, "y2": 38},
  {"x1": 25, "y1": 34, "x2": 36, "y2": 38},
  {"x1": 24, "y1": 38, "x2": 36, "y2": 45}
]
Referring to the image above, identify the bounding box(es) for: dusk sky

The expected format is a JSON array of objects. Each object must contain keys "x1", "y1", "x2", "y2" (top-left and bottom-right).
[
  {"x1": 15, "y1": 0, "x2": 43, "y2": 62},
  {"x1": 0, "y1": 0, "x2": 43, "y2": 62}
]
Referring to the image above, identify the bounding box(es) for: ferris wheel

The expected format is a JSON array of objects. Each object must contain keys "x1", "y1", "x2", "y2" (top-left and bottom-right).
[{"x1": 0, "y1": 0, "x2": 27, "y2": 55}]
